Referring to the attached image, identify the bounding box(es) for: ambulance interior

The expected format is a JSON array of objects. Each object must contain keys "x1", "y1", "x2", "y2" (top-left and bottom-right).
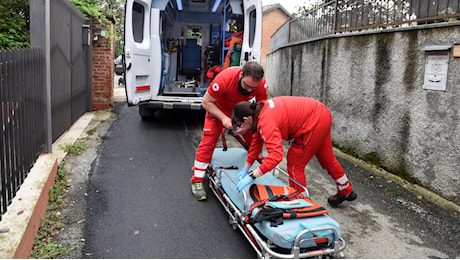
[{"x1": 154, "y1": 0, "x2": 247, "y2": 96}]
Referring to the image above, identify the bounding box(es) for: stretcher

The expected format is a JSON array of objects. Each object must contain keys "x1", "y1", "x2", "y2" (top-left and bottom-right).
[{"x1": 206, "y1": 147, "x2": 346, "y2": 259}]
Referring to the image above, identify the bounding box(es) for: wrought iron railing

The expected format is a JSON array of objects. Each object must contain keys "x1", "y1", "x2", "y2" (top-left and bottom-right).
[{"x1": 271, "y1": 0, "x2": 460, "y2": 50}]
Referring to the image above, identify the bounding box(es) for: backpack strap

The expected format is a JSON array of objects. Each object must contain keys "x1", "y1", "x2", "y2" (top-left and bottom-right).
[
  {"x1": 249, "y1": 184, "x2": 298, "y2": 202},
  {"x1": 245, "y1": 184, "x2": 328, "y2": 224},
  {"x1": 246, "y1": 184, "x2": 300, "y2": 223}
]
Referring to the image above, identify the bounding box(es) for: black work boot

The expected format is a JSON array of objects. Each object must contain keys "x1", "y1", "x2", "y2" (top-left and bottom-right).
[{"x1": 328, "y1": 191, "x2": 357, "y2": 206}]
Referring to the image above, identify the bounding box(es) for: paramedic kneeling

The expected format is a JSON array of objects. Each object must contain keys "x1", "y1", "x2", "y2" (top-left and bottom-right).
[
  {"x1": 232, "y1": 96, "x2": 357, "y2": 206},
  {"x1": 190, "y1": 61, "x2": 269, "y2": 201}
]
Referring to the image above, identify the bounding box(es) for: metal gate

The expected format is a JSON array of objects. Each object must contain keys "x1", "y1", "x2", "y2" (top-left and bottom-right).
[
  {"x1": 0, "y1": 0, "x2": 92, "y2": 220},
  {"x1": 49, "y1": 0, "x2": 91, "y2": 141}
]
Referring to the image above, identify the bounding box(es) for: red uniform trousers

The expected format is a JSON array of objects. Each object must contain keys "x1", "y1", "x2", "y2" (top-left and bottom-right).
[
  {"x1": 191, "y1": 112, "x2": 253, "y2": 182},
  {"x1": 286, "y1": 108, "x2": 352, "y2": 195}
]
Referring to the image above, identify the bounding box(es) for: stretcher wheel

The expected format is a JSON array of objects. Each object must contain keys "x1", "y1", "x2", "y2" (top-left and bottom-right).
[
  {"x1": 335, "y1": 251, "x2": 345, "y2": 258},
  {"x1": 257, "y1": 252, "x2": 271, "y2": 259},
  {"x1": 228, "y1": 215, "x2": 238, "y2": 231},
  {"x1": 321, "y1": 252, "x2": 344, "y2": 259}
]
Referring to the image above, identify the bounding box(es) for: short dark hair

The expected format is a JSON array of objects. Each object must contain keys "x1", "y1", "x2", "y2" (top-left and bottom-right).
[{"x1": 241, "y1": 61, "x2": 264, "y2": 81}]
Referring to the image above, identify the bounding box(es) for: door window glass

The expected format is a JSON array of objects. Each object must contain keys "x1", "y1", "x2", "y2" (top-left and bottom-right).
[
  {"x1": 248, "y1": 9, "x2": 256, "y2": 48},
  {"x1": 132, "y1": 2, "x2": 144, "y2": 43}
]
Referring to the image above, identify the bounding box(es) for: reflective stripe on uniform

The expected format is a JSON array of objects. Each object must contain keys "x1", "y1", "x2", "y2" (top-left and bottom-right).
[
  {"x1": 337, "y1": 183, "x2": 350, "y2": 191},
  {"x1": 336, "y1": 175, "x2": 349, "y2": 185},
  {"x1": 194, "y1": 160, "x2": 209, "y2": 170}
]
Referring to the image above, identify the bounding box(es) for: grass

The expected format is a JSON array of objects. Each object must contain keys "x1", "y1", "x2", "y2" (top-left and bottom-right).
[
  {"x1": 29, "y1": 112, "x2": 111, "y2": 258},
  {"x1": 30, "y1": 141, "x2": 90, "y2": 258},
  {"x1": 29, "y1": 163, "x2": 77, "y2": 258},
  {"x1": 59, "y1": 141, "x2": 88, "y2": 156},
  {"x1": 86, "y1": 128, "x2": 95, "y2": 136}
]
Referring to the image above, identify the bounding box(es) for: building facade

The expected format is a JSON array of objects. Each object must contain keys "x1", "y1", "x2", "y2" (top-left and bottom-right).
[{"x1": 261, "y1": 4, "x2": 290, "y2": 70}]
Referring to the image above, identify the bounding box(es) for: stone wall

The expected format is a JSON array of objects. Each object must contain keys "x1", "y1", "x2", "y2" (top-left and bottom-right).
[{"x1": 265, "y1": 23, "x2": 460, "y2": 205}]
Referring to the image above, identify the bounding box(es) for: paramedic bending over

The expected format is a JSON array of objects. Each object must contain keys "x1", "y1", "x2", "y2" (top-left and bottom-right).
[
  {"x1": 191, "y1": 61, "x2": 269, "y2": 201},
  {"x1": 232, "y1": 96, "x2": 357, "y2": 206}
]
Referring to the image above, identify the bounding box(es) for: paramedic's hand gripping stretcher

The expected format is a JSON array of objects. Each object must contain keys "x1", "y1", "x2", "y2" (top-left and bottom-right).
[{"x1": 204, "y1": 129, "x2": 346, "y2": 259}]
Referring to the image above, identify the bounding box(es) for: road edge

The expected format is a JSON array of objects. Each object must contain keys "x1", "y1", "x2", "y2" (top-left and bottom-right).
[
  {"x1": 0, "y1": 110, "x2": 113, "y2": 258},
  {"x1": 333, "y1": 147, "x2": 460, "y2": 214}
]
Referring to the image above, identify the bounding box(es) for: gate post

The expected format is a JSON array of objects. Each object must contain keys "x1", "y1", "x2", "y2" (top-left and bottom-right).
[{"x1": 30, "y1": 0, "x2": 52, "y2": 153}]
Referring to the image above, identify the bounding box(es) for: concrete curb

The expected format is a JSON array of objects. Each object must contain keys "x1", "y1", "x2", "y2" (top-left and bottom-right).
[
  {"x1": 333, "y1": 148, "x2": 460, "y2": 214},
  {"x1": 0, "y1": 155, "x2": 58, "y2": 259},
  {"x1": 0, "y1": 111, "x2": 113, "y2": 259}
]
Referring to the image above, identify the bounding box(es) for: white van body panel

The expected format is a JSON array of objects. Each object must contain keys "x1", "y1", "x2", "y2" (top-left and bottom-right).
[
  {"x1": 241, "y1": 0, "x2": 262, "y2": 64},
  {"x1": 148, "y1": 9, "x2": 162, "y2": 100},
  {"x1": 125, "y1": 0, "x2": 162, "y2": 105}
]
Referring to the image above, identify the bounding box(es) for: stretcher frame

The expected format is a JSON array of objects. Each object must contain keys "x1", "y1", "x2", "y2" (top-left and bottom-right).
[{"x1": 206, "y1": 160, "x2": 347, "y2": 259}]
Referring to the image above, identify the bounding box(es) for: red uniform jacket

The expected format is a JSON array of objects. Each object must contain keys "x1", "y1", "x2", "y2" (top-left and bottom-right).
[{"x1": 247, "y1": 96, "x2": 326, "y2": 174}]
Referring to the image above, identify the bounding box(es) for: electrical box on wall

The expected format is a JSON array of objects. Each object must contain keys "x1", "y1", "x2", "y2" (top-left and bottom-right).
[
  {"x1": 454, "y1": 44, "x2": 460, "y2": 57},
  {"x1": 422, "y1": 44, "x2": 452, "y2": 91}
]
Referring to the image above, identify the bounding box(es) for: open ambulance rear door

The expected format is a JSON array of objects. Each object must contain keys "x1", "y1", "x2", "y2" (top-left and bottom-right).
[
  {"x1": 124, "y1": 0, "x2": 162, "y2": 106},
  {"x1": 241, "y1": 0, "x2": 262, "y2": 63}
]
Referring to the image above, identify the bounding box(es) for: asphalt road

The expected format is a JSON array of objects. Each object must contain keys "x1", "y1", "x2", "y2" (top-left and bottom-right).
[
  {"x1": 80, "y1": 105, "x2": 255, "y2": 258},
  {"x1": 57, "y1": 101, "x2": 460, "y2": 259}
]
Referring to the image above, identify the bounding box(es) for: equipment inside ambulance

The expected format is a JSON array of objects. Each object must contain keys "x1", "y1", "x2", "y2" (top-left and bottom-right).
[{"x1": 124, "y1": 0, "x2": 262, "y2": 120}]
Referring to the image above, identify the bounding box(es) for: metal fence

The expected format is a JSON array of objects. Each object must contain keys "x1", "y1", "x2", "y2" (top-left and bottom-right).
[
  {"x1": 0, "y1": 0, "x2": 92, "y2": 220},
  {"x1": 0, "y1": 48, "x2": 47, "y2": 220},
  {"x1": 271, "y1": 0, "x2": 460, "y2": 50}
]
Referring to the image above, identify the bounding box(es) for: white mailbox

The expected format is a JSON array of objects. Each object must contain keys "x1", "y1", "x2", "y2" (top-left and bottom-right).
[{"x1": 422, "y1": 44, "x2": 452, "y2": 91}]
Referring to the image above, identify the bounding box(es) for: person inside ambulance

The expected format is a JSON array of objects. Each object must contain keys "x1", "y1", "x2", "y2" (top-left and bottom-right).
[
  {"x1": 231, "y1": 96, "x2": 357, "y2": 206},
  {"x1": 191, "y1": 61, "x2": 269, "y2": 201}
]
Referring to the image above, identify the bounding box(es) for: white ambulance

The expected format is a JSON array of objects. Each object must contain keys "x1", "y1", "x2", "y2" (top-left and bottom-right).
[{"x1": 124, "y1": 0, "x2": 263, "y2": 119}]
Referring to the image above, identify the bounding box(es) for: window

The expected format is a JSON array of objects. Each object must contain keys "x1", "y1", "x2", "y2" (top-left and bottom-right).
[
  {"x1": 248, "y1": 9, "x2": 256, "y2": 48},
  {"x1": 187, "y1": 26, "x2": 202, "y2": 45},
  {"x1": 132, "y1": 2, "x2": 144, "y2": 43}
]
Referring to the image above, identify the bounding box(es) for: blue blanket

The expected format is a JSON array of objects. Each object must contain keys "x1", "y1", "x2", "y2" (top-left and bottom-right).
[{"x1": 210, "y1": 147, "x2": 341, "y2": 249}]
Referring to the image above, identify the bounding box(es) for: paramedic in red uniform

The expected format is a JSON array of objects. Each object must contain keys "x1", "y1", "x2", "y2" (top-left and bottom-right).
[
  {"x1": 191, "y1": 61, "x2": 269, "y2": 200},
  {"x1": 232, "y1": 96, "x2": 357, "y2": 206}
]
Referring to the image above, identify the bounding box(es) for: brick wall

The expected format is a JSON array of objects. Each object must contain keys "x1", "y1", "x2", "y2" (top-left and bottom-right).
[
  {"x1": 261, "y1": 9, "x2": 289, "y2": 69},
  {"x1": 91, "y1": 21, "x2": 114, "y2": 110}
]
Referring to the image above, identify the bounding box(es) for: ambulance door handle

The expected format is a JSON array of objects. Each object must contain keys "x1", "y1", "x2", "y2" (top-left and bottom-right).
[
  {"x1": 126, "y1": 63, "x2": 132, "y2": 71},
  {"x1": 244, "y1": 52, "x2": 249, "y2": 61}
]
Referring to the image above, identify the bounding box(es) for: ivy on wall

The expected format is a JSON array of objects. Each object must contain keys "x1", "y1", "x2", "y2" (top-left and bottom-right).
[
  {"x1": 0, "y1": 0, "x2": 123, "y2": 57},
  {"x1": 70, "y1": 0, "x2": 113, "y2": 31},
  {"x1": 0, "y1": 0, "x2": 30, "y2": 49},
  {"x1": 70, "y1": 0, "x2": 124, "y2": 57}
]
